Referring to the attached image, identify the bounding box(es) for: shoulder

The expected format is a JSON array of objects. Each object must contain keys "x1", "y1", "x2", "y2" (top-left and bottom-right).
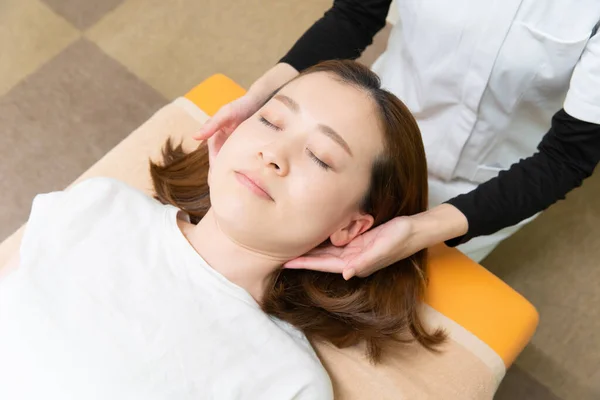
[
  {"x1": 19, "y1": 177, "x2": 169, "y2": 275},
  {"x1": 66, "y1": 177, "x2": 152, "y2": 204},
  {"x1": 23, "y1": 178, "x2": 155, "y2": 253},
  {"x1": 63, "y1": 177, "x2": 164, "y2": 218},
  {"x1": 28, "y1": 177, "x2": 167, "y2": 241}
]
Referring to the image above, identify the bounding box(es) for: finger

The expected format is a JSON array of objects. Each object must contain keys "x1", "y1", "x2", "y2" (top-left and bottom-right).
[
  {"x1": 193, "y1": 108, "x2": 230, "y2": 139},
  {"x1": 342, "y1": 268, "x2": 356, "y2": 281},
  {"x1": 341, "y1": 253, "x2": 374, "y2": 279},
  {"x1": 299, "y1": 245, "x2": 344, "y2": 258},
  {"x1": 193, "y1": 119, "x2": 214, "y2": 140},
  {"x1": 283, "y1": 256, "x2": 346, "y2": 273}
]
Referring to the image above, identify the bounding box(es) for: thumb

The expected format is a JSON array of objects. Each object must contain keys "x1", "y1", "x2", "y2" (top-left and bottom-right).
[{"x1": 341, "y1": 252, "x2": 373, "y2": 280}]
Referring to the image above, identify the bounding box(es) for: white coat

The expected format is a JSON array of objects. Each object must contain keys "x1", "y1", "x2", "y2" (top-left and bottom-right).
[{"x1": 373, "y1": 0, "x2": 600, "y2": 260}]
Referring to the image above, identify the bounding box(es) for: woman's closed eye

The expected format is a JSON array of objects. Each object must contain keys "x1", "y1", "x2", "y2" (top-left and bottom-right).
[
  {"x1": 259, "y1": 116, "x2": 282, "y2": 131},
  {"x1": 306, "y1": 149, "x2": 331, "y2": 171}
]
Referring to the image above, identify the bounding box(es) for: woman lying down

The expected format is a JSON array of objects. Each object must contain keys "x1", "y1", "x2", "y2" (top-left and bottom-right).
[{"x1": 0, "y1": 60, "x2": 445, "y2": 399}]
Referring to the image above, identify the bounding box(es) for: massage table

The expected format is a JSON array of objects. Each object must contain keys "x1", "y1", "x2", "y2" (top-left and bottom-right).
[{"x1": 0, "y1": 74, "x2": 538, "y2": 399}]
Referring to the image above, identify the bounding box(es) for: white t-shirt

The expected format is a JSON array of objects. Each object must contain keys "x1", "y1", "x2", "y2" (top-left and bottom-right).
[{"x1": 0, "y1": 177, "x2": 333, "y2": 400}]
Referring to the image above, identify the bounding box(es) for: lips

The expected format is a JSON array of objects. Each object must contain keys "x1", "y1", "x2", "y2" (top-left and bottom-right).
[{"x1": 235, "y1": 171, "x2": 274, "y2": 201}]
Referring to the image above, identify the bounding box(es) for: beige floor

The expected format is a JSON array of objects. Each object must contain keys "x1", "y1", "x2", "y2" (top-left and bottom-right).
[{"x1": 1, "y1": 1, "x2": 599, "y2": 398}]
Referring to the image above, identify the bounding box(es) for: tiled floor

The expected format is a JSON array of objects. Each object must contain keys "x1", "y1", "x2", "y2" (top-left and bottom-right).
[
  {"x1": 0, "y1": 0, "x2": 79, "y2": 97},
  {"x1": 85, "y1": 0, "x2": 331, "y2": 98},
  {"x1": 1, "y1": 1, "x2": 599, "y2": 399},
  {"x1": 0, "y1": 38, "x2": 166, "y2": 235},
  {"x1": 42, "y1": 0, "x2": 125, "y2": 29}
]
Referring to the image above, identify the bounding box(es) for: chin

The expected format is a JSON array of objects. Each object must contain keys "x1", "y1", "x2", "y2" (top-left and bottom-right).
[{"x1": 212, "y1": 195, "x2": 259, "y2": 231}]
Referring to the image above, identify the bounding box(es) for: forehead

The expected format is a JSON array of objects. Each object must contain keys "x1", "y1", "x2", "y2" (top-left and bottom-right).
[{"x1": 278, "y1": 73, "x2": 384, "y2": 160}]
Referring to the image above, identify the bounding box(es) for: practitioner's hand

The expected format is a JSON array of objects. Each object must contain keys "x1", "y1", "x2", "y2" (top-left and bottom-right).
[
  {"x1": 193, "y1": 94, "x2": 263, "y2": 165},
  {"x1": 284, "y1": 216, "x2": 417, "y2": 280},
  {"x1": 283, "y1": 204, "x2": 469, "y2": 279},
  {"x1": 193, "y1": 63, "x2": 299, "y2": 165}
]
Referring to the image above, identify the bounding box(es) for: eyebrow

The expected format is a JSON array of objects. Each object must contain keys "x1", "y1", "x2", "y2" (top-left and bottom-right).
[{"x1": 273, "y1": 94, "x2": 353, "y2": 157}]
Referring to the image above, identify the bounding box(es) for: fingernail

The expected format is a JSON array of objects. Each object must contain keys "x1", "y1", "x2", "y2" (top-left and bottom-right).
[{"x1": 343, "y1": 268, "x2": 356, "y2": 280}]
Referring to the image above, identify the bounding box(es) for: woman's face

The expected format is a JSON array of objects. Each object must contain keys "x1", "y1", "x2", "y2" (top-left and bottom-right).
[{"x1": 209, "y1": 72, "x2": 385, "y2": 258}]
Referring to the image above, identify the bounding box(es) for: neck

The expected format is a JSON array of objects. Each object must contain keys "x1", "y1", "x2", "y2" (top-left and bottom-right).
[{"x1": 177, "y1": 209, "x2": 286, "y2": 303}]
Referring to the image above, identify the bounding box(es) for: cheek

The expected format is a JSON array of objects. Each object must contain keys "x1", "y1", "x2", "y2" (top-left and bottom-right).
[
  {"x1": 211, "y1": 129, "x2": 255, "y2": 174},
  {"x1": 215, "y1": 131, "x2": 244, "y2": 161},
  {"x1": 288, "y1": 177, "x2": 363, "y2": 226},
  {"x1": 214, "y1": 123, "x2": 273, "y2": 166}
]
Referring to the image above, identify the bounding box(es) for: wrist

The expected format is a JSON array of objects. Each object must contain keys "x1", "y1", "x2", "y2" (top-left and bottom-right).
[
  {"x1": 247, "y1": 63, "x2": 299, "y2": 103},
  {"x1": 409, "y1": 204, "x2": 469, "y2": 249}
]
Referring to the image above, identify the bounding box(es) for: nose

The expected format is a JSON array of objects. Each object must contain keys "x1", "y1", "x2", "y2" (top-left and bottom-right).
[{"x1": 258, "y1": 143, "x2": 289, "y2": 176}]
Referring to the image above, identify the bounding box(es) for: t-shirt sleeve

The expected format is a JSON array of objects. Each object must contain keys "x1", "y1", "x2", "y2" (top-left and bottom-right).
[
  {"x1": 20, "y1": 191, "x2": 67, "y2": 266},
  {"x1": 19, "y1": 177, "x2": 150, "y2": 268}
]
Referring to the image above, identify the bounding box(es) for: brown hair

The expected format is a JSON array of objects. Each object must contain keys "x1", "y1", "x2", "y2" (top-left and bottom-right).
[{"x1": 150, "y1": 60, "x2": 445, "y2": 363}]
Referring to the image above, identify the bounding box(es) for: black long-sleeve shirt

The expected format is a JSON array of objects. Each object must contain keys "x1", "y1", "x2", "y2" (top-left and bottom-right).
[{"x1": 280, "y1": 0, "x2": 600, "y2": 245}]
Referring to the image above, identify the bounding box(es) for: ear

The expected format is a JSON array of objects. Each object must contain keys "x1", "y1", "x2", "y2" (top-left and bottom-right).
[{"x1": 330, "y1": 213, "x2": 374, "y2": 247}]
